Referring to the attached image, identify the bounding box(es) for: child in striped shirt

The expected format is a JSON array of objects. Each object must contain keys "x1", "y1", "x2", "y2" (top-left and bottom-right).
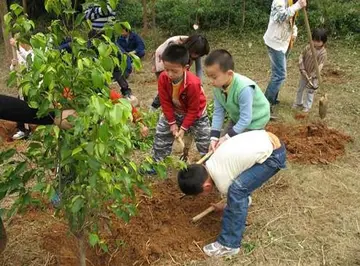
[{"x1": 293, "y1": 28, "x2": 327, "y2": 112}]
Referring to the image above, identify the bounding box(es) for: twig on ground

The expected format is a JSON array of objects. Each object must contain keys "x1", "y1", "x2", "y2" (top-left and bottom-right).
[
  {"x1": 168, "y1": 253, "x2": 180, "y2": 265},
  {"x1": 261, "y1": 213, "x2": 287, "y2": 231},
  {"x1": 321, "y1": 245, "x2": 326, "y2": 265},
  {"x1": 192, "y1": 240, "x2": 204, "y2": 255}
]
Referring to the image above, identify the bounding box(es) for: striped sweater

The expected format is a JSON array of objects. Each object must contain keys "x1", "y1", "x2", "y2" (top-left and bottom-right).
[
  {"x1": 84, "y1": 4, "x2": 115, "y2": 31},
  {"x1": 299, "y1": 44, "x2": 327, "y2": 87}
]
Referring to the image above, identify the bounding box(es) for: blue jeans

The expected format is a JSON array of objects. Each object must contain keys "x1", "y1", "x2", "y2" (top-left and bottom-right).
[
  {"x1": 217, "y1": 143, "x2": 287, "y2": 248},
  {"x1": 264, "y1": 46, "x2": 287, "y2": 105}
]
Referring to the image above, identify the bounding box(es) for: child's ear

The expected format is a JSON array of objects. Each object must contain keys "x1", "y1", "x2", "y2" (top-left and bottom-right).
[
  {"x1": 202, "y1": 177, "x2": 213, "y2": 194},
  {"x1": 227, "y1": 70, "x2": 234, "y2": 76}
]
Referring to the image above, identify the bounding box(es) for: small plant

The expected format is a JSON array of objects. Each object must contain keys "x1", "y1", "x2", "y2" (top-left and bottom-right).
[{"x1": 1, "y1": 1, "x2": 179, "y2": 265}]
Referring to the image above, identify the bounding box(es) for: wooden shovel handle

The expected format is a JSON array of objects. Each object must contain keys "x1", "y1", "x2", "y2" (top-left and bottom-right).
[
  {"x1": 303, "y1": 9, "x2": 321, "y2": 84},
  {"x1": 196, "y1": 151, "x2": 213, "y2": 164},
  {"x1": 192, "y1": 199, "x2": 226, "y2": 223}
]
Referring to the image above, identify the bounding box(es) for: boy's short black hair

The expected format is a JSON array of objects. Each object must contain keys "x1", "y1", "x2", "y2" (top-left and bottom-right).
[
  {"x1": 177, "y1": 164, "x2": 208, "y2": 195},
  {"x1": 183, "y1": 34, "x2": 210, "y2": 58},
  {"x1": 162, "y1": 44, "x2": 190, "y2": 67},
  {"x1": 312, "y1": 28, "x2": 328, "y2": 44},
  {"x1": 204, "y1": 49, "x2": 234, "y2": 72}
]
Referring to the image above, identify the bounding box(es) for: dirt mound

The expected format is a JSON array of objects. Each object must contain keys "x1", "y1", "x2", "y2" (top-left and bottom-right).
[
  {"x1": 266, "y1": 122, "x2": 352, "y2": 164},
  {"x1": 32, "y1": 179, "x2": 222, "y2": 265},
  {"x1": 0, "y1": 120, "x2": 17, "y2": 142}
]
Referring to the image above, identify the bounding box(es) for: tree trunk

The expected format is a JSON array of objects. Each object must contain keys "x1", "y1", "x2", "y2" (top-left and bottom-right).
[
  {"x1": 0, "y1": 218, "x2": 7, "y2": 254},
  {"x1": 78, "y1": 233, "x2": 86, "y2": 266},
  {"x1": 151, "y1": 0, "x2": 156, "y2": 29},
  {"x1": 241, "y1": 0, "x2": 246, "y2": 30},
  {"x1": 22, "y1": 0, "x2": 27, "y2": 14},
  {"x1": 0, "y1": 0, "x2": 12, "y2": 60},
  {"x1": 142, "y1": 0, "x2": 148, "y2": 34}
]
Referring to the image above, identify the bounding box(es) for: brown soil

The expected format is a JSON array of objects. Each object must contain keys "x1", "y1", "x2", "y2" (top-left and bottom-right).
[
  {"x1": 0, "y1": 120, "x2": 17, "y2": 143},
  {"x1": 266, "y1": 122, "x2": 352, "y2": 164},
  {"x1": 5, "y1": 179, "x2": 223, "y2": 266}
]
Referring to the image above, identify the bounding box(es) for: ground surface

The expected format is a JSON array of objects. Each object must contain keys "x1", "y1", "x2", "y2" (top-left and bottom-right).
[{"x1": 0, "y1": 32, "x2": 360, "y2": 266}]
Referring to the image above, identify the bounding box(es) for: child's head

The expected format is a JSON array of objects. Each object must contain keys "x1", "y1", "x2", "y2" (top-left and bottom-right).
[
  {"x1": 312, "y1": 28, "x2": 327, "y2": 50},
  {"x1": 177, "y1": 164, "x2": 214, "y2": 195},
  {"x1": 162, "y1": 44, "x2": 189, "y2": 81},
  {"x1": 204, "y1": 49, "x2": 234, "y2": 88},
  {"x1": 183, "y1": 34, "x2": 210, "y2": 60}
]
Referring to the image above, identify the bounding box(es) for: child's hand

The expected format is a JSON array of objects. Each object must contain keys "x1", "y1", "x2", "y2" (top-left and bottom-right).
[
  {"x1": 140, "y1": 125, "x2": 149, "y2": 137},
  {"x1": 211, "y1": 202, "x2": 226, "y2": 212},
  {"x1": 209, "y1": 140, "x2": 218, "y2": 152},
  {"x1": 11, "y1": 59, "x2": 18, "y2": 66},
  {"x1": 170, "y1": 124, "x2": 179, "y2": 136},
  {"x1": 215, "y1": 135, "x2": 229, "y2": 149},
  {"x1": 299, "y1": 0, "x2": 307, "y2": 8},
  {"x1": 176, "y1": 129, "x2": 185, "y2": 140},
  {"x1": 9, "y1": 38, "x2": 17, "y2": 47}
]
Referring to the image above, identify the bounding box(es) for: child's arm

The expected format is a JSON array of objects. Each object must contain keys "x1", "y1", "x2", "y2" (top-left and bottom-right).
[
  {"x1": 210, "y1": 97, "x2": 225, "y2": 139},
  {"x1": 227, "y1": 86, "x2": 254, "y2": 137},
  {"x1": 133, "y1": 34, "x2": 145, "y2": 58},
  {"x1": 271, "y1": 0, "x2": 303, "y2": 23},
  {"x1": 180, "y1": 83, "x2": 201, "y2": 133},
  {"x1": 310, "y1": 50, "x2": 327, "y2": 89},
  {"x1": 158, "y1": 73, "x2": 176, "y2": 126},
  {"x1": 195, "y1": 58, "x2": 203, "y2": 80},
  {"x1": 299, "y1": 46, "x2": 309, "y2": 79}
]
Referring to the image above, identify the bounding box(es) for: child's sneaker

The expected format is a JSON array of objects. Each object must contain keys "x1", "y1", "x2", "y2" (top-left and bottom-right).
[
  {"x1": 12, "y1": 130, "x2": 27, "y2": 140},
  {"x1": 203, "y1": 241, "x2": 240, "y2": 257},
  {"x1": 292, "y1": 103, "x2": 303, "y2": 109},
  {"x1": 302, "y1": 108, "x2": 310, "y2": 113}
]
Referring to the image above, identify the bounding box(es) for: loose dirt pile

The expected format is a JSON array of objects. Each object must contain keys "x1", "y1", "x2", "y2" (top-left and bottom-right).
[
  {"x1": 3, "y1": 179, "x2": 223, "y2": 266},
  {"x1": 266, "y1": 122, "x2": 352, "y2": 164},
  {"x1": 0, "y1": 120, "x2": 17, "y2": 143}
]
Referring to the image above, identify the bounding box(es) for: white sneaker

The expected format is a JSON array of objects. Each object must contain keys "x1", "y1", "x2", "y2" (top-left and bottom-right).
[
  {"x1": 203, "y1": 241, "x2": 240, "y2": 257},
  {"x1": 12, "y1": 130, "x2": 26, "y2": 140},
  {"x1": 302, "y1": 108, "x2": 310, "y2": 113}
]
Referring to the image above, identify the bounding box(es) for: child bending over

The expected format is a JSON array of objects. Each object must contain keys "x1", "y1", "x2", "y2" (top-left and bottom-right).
[
  {"x1": 178, "y1": 130, "x2": 286, "y2": 257},
  {"x1": 204, "y1": 50, "x2": 270, "y2": 151}
]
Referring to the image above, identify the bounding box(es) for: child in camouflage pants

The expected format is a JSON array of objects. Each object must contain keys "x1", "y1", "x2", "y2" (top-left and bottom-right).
[{"x1": 152, "y1": 44, "x2": 210, "y2": 162}]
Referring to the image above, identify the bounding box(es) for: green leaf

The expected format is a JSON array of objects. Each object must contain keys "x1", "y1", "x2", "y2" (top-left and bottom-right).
[
  {"x1": 89, "y1": 233, "x2": 100, "y2": 247},
  {"x1": 129, "y1": 162, "x2": 137, "y2": 172},
  {"x1": 53, "y1": 126, "x2": 60, "y2": 139},
  {"x1": 109, "y1": 103, "x2": 123, "y2": 125},
  {"x1": 129, "y1": 54, "x2": 142, "y2": 71},
  {"x1": 71, "y1": 195, "x2": 85, "y2": 213},
  {"x1": 72, "y1": 146, "x2": 83, "y2": 156},
  {"x1": 108, "y1": 0, "x2": 118, "y2": 10},
  {"x1": 0, "y1": 149, "x2": 16, "y2": 163},
  {"x1": 91, "y1": 69, "x2": 104, "y2": 89},
  {"x1": 77, "y1": 59, "x2": 83, "y2": 71},
  {"x1": 91, "y1": 96, "x2": 105, "y2": 116},
  {"x1": 75, "y1": 13, "x2": 85, "y2": 27}
]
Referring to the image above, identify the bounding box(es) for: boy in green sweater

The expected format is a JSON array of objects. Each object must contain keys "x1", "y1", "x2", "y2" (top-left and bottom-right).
[{"x1": 205, "y1": 50, "x2": 270, "y2": 151}]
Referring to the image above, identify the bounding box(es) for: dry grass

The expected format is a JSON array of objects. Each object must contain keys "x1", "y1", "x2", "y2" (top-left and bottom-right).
[{"x1": 1, "y1": 31, "x2": 360, "y2": 266}]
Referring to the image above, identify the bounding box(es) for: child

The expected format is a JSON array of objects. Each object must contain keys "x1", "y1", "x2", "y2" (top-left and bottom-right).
[
  {"x1": 113, "y1": 22, "x2": 145, "y2": 99},
  {"x1": 84, "y1": 1, "x2": 116, "y2": 38},
  {"x1": 116, "y1": 22, "x2": 145, "y2": 59},
  {"x1": 9, "y1": 37, "x2": 34, "y2": 140},
  {"x1": 151, "y1": 35, "x2": 210, "y2": 110},
  {"x1": 178, "y1": 130, "x2": 286, "y2": 257},
  {"x1": 204, "y1": 49, "x2": 270, "y2": 151},
  {"x1": 152, "y1": 44, "x2": 210, "y2": 163},
  {"x1": 293, "y1": 28, "x2": 327, "y2": 112},
  {"x1": 263, "y1": 0, "x2": 307, "y2": 116}
]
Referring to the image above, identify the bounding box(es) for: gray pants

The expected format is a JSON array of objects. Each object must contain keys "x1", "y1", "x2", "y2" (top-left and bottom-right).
[
  {"x1": 153, "y1": 112, "x2": 211, "y2": 161},
  {"x1": 294, "y1": 75, "x2": 316, "y2": 110}
]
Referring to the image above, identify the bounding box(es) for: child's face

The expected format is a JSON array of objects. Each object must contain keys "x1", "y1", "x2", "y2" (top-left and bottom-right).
[
  {"x1": 313, "y1": 40, "x2": 324, "y2": 50},
  {"x1": 163, "y1": 61, "x2": 187, "y2": 81},
  {"x1": 121, "y1": 29, "x2": 129, "y2": 37},
  {"x1": 205, "y1": 64, "x2": 233, "y2": 88}
]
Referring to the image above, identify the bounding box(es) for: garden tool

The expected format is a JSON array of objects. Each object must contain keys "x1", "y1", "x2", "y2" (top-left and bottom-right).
[
  {"x1": 192, "y1": 198, "x2": 226, "y2": 223},
  {"x1": 303, "y1": 8, "x2": 328, "y2": 119}
]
